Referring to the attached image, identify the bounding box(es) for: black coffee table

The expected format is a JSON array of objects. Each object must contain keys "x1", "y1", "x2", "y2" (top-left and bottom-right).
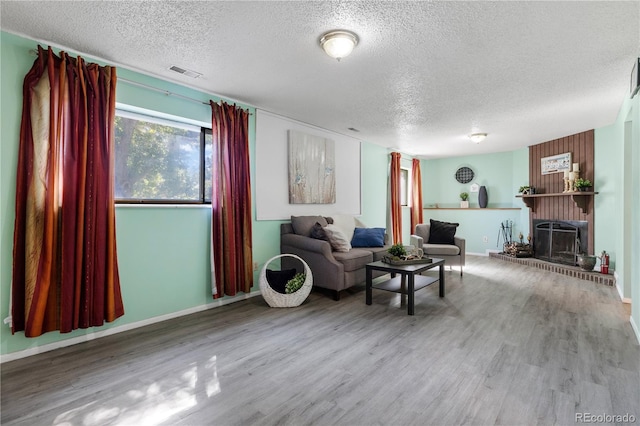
[{"x1": 365, "y1": 258, "x2": 445, "y2": 315}]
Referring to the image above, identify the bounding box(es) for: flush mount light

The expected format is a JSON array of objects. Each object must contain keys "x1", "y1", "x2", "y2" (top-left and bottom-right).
[
  {"x1": 320, "y1": 30, "x2": 359, "y2": 61},
  {"x1": 469, "y1": 133, "x2": 487, "y2": 144}
]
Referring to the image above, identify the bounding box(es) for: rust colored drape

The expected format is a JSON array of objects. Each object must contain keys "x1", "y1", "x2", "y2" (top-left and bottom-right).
[
  {"x1": 12, "y1": 46, "x2": 124, "y2": 337},
  {"x1": 410, "y1": 158, "x2": 424, "y2": 232},
  {"x1": 210, "y1": 101, "x2": 253, "y2": 298},
  {"x1": 389, "y1": 152, "x2": 403, "y2": 244}
]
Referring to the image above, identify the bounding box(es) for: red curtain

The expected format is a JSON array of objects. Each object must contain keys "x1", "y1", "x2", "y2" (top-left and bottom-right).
[
  {"x1": 210, "y1": 101, "x2": 253, "y2": 298},
  {"x1": 390, "y1": 152, "x2": 402, "y2": 244},
  {"x1": 411, "y1": 158, "x2": 424, "y2": 232},
  {"x1": 12, "y1": 46, "x2": 124, "y2": 337}
]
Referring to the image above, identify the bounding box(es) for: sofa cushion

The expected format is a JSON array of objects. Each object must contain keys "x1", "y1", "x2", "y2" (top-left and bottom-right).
[
  {"x1": 333, "y1": 249, "x2": 373, "y2": 272},
  {"x1": 291, "y1": 215, "x2": 328, "y2": 237},
  {"x1": 427, "y1": 219, "x2": 459, "y2": 245},
  {"x1": 362, "y1": 245, "x2": 392, "y2": 261},
  {"x1": 332, "y1": 214, "x2": 357, "y2": 242},
  {"x1": 323, "y1": 224, "x2": 352, "y2": 252},
  {"x1": 351, "y1": 227, "x2": 386, "y2": 247},
  {"x1": 423, "y1": 243, "x2": 460, "y2": 256}
]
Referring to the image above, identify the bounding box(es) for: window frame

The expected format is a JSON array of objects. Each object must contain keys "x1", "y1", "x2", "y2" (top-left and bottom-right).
[{"x1": 114, "y1": 108, "x2": 213, "y2": 205}]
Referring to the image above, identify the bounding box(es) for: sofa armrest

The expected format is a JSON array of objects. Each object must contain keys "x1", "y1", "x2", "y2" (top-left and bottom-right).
[
  {"x1": 454, "y1": 236, "x2": 466, "y2": 263},
  {"x1": 410, "y1": 234, "x2": 424, "y2": 249}
]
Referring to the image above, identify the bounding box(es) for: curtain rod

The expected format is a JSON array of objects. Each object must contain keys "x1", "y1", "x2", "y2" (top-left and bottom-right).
[
  {"x1": 118, "y1": 78, "x2": 253, "y2": 114},
  {"x1": 28, "y1": 48, "x2": 251, "y2": 114}
]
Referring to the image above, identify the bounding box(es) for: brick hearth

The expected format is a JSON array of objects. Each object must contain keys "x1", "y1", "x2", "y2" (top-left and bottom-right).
[{"x1": 489, "y1": 252, "x2": 615, "y2": 286}]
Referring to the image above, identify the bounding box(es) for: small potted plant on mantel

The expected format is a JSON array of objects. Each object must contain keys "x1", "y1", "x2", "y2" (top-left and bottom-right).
[
  {"x1": 460, "y1": 192, "x2": 469, "y2": 208},
  {"x1": 518, "y1": 185, "x2": 532, "y2": 195},
  {"x1": 574, "y1": 178, "x2": 593, "y2": 192}
]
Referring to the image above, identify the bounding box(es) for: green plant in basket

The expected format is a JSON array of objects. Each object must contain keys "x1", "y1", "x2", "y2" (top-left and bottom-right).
[
  {"x1": 285, "y1": 272, "x2": 305, "y2": 294},
  {"x1": 387, "y1": 243, "x2": 407, "y2": 259},
  {"x1": 460, "y1": 192, "x2": 469, "y2": 201}
]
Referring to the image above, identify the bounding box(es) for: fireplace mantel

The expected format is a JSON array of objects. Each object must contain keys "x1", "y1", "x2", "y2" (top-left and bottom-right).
[{"x1": 516, "y1": 191, "x2": 598, "y2": 214}]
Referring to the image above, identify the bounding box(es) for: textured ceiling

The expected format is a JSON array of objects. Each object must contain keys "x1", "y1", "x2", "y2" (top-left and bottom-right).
[{"x1": 1, "y1": 1, "x2": 639, "y2": 158}]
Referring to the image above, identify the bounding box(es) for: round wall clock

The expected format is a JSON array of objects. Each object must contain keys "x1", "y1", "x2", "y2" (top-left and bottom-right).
[{"x1": 455, "y1": 166, "x2": 474, "y2": 184}]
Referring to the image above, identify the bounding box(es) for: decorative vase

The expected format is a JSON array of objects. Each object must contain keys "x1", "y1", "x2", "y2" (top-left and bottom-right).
[
  {"x1": 577, "y1": 254, "x2": 597, "y2": 271},
  {"x1": 478, "y1": 186, "x2": 488, "y2": 208}
]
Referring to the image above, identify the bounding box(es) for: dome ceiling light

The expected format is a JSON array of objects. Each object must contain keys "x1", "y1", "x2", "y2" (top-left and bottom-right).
[
  {"x1": 469, "y1": 133, "x2": 488, "y2": 144},
  {"x1": 320, "y1": 30, "x2": 359, "y2": 61}
]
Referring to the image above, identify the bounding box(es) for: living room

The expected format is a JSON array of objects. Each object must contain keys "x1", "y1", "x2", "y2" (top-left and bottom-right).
[{"x1": 1, "y1": 2, "x2": 639, "y2": 424}]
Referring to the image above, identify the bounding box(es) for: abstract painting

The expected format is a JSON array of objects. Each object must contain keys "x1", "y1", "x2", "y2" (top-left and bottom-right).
[{"x1": 288, "y1": 130, "x2": 335, "y2": 204}]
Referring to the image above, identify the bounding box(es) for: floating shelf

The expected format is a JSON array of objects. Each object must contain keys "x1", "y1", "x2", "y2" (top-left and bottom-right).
[
  {"x1": 516, "y1": 192, "x2": 598, "y2": 214},
  {"x1": 423, "y1": 207, "x2": 521, "y2": 210}
]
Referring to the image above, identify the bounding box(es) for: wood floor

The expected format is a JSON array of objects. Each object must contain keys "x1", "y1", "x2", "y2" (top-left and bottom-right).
[{"x1": 2, "y1": 255, "x2": 639, "y2": 426}]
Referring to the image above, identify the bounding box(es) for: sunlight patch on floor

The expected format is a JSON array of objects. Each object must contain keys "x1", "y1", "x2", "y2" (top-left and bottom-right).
[{"x1": 52, "y1": 356, "x2": 221, "y2": 426}]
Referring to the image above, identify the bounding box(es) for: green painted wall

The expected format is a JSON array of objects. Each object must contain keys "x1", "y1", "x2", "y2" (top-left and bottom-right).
[
  {"x1": 595, "y1": 89, "x2": 640, "y2": 336},
  {"x1": 421, "y1": 150, "x2": 529, "y2": 254},
  {"x1": 0, "y1": 32, "x2": 391, "y2": 356}
]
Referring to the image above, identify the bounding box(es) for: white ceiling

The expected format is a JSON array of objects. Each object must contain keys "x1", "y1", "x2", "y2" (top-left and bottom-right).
[{"x1": 1, "y1": 1, "x2": 638, "y2": 159}]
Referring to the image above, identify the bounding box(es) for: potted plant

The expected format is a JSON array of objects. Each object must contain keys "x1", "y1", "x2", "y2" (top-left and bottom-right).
[
  {"x1": 387, "y1": 243, "x2": 407, "y2": 260},
  {"x1": 574, "y1": 178, "x2": 592, "y2": 192},
  {"x1": 460, "y1": 192, "x2": 469, "y2": 208},
  {"x1": 518, "y1": 185, "x2": 531, "y2": 195}
]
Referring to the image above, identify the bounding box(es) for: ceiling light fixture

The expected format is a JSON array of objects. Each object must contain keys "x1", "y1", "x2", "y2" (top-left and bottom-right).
[
  {"x1": 469, "y1": 133, "x2": 487, "y2": 144},
  {"x1": 320, "y1": 30, "x2": 359, "y2": 61}
]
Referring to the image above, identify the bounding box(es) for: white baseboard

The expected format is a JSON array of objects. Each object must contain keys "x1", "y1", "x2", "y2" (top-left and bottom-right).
[
  {"x1": 0, "y1": 291, "x2": 262, "y2": 364},
  {"x1": 614, "y1": 272, "x2": 632, "y2": 303},
  {"x1": 467, "y1": 251, "x2": 491, "y2": 257},
  {"x1": 630, "y1": 315, "x2": 640, "y2": 345}
]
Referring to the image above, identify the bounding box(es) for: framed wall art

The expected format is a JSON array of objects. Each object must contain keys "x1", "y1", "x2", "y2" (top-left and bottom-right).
[{"x1": 541, "y1": 152, "x2": 571, "y2": 175}]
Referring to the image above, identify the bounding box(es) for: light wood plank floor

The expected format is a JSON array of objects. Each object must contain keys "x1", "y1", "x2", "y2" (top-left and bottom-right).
[{"x1": 2, "y1": 256, "x2": 639, "y2": 426}]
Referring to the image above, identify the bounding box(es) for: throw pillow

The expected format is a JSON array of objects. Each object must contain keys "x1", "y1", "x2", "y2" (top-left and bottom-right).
[
  {"x1": 332, "y1": 214, "x2": 357, "y2": 242},
  {"x1": 427, "y1": 219, "x2": 459, "y2": 245},
  {"x1": 266, "y1": 268, "x2": 297, "y2": 294},
  {"x1": 323, "y1": 224, "x2": 352, "y2": 252},
  {"x1": 310, "y1": 222, "x2": 328, "y2": 240},
  {"x1": 291, "y1": 215, "x2": 328, "y2": 237},
  {"x1": 351, "y1": 227, "x2": 386, "y2": 247}
]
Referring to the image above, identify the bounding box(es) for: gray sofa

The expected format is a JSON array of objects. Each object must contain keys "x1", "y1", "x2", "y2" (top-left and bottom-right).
[
  {"x1": 410, "y1": 223, "x2": 466, "y2": 275},
  {"x1": 280, "y1": 215, "x2": 390, "y2": 300}
]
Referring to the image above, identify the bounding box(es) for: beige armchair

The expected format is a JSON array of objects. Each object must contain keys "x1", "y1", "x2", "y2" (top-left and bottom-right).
[{"x1": 410, "y1": 223, "x2": 465, "y2": 276}]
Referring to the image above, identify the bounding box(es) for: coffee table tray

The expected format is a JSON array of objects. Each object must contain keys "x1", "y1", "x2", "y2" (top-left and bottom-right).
[{"x1": 381, "y1": 256, "x2": 433, "y2": 266}]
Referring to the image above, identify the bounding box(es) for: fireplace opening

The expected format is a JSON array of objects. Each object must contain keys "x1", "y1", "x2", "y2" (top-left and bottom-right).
[{"x1": 533, "y1": 220, "x2": 588, "y2": 266}]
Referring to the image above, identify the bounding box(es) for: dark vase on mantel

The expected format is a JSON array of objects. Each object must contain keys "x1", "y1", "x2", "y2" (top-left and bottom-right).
[{"x1": 478, "y1": 185, "x2": 488, "y2": 208}]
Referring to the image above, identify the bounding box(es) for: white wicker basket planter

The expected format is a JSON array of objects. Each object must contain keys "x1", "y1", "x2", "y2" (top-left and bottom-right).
[{"x1": 259, "y1": 254, "x2": 313, "y2": 308}]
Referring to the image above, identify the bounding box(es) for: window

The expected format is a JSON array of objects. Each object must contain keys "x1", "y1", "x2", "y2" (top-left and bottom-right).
[
  {"x1": 114, "y1": 110, "x2": 212, "y2": 203},
  {"x1": 400, "y1": 168, "x2": 409, "y2": 206}
]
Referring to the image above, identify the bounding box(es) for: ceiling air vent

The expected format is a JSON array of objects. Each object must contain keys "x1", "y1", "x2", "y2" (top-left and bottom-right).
[{"x1": 169, "y1": 65, "x2": 202, "y2": 79}]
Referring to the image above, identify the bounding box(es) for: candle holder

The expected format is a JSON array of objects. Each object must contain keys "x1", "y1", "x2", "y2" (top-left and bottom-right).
[{"x1": 563, "y1": 178, "x2": 571, "y2": 193}]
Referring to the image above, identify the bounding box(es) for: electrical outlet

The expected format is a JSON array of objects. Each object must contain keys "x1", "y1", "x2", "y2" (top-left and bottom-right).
[
  {"x1": 253, "y1": 262, "x2": 259, "y2": 271},
  {"x1": 483, "y1": 236, "x2": 488, "y2": 243}
]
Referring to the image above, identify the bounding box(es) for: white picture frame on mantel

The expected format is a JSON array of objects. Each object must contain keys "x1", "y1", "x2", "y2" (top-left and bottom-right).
[{"x1": 541, "y1": 152, "x2": 572, "y2": 175}]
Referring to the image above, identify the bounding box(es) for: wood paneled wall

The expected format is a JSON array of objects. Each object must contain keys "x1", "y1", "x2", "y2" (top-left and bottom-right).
[{"x1": 528, "y1": 130, "x2": 595, "y2": 252}]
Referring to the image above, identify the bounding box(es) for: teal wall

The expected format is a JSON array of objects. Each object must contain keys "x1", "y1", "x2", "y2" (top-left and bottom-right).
[
  {"x1": 0, "y1": 32, "x2": 391, "y2": 356},
  {"x1": 421, "y1": 150, "x2": 529, "y2": 254},
  {"x1": 3, "y1": 30, "x2": 638, "y2": 356},
  {"x1": 594, "y1": 89, "x2": 639, "y2": 335}
]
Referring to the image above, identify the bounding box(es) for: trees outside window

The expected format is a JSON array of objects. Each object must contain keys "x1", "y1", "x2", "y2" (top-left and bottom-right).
[{"x1": 114, "y1": 110, "x2": 211, "y2": 203}]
